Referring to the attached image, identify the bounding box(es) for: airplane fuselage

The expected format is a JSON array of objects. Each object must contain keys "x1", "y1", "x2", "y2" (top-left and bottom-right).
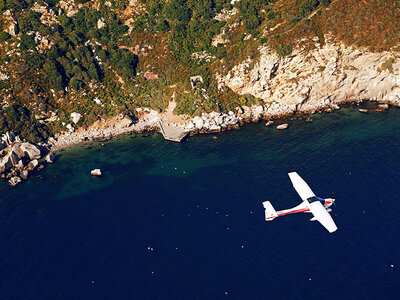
[{"x1": 266, "y1": 198, "x2": 335, "y2": 220}]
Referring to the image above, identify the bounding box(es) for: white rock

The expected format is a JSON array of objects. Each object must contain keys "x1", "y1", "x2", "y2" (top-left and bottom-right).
[
  {"x1": 70, "y1": 112, "x2": 81, "y2": 124},
  {"x1": 192, "y1": 116, "x2": 204, "y2": 130},
  {"x1": 265, "y1": 121, "x2": 274, "y2": 126},
  {"x1": 277, "y1": 123, "x2": 289, "y2": 130},
  {"x1": 0, "y1": 151, "x2": 18, "y2": 173},
  {"x1": 45, "y1": 153, "x2": 55, "y2": 163},
  {"x1": 91, "y1": 169, "x2": 102, "y2": 176},
  {"x1": 209, "y1": 124, "x2": 221, "y2": 131},
  {"x1": 93, "y1": 97, "x2": 103, "y2": 105},
  {"x1": 97, "y1": 18, "x2": 106, "y2": 29},
  {"x1": 9, "y1": 176, "x2": 21, "y2": 186},
  {"x1": 28, "y1": 159, "x2": 39, "y2": 170},
  {"x1": 66, "y1": 124, "x2": 74, "y2": 133},
  {"x1": 2, "y1": 132, "x2": 16, "y2": 145}
]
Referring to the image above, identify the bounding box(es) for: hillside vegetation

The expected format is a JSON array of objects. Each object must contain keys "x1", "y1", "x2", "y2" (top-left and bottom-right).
[{"x1": 0, "y1": 0, "x2": 398, "y2": 141}]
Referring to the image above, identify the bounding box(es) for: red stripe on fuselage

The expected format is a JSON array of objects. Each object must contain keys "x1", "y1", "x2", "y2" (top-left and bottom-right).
[{"x1": 278, "y1": 208, "x2": 309, "y2": 216}]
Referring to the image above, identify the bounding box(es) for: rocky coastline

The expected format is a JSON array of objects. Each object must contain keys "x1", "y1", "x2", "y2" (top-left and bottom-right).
[
  {"x1": 49, "y1": 97, "x2": 391, "y2": 150},
  {"x1": 3, "y1": 36, "x2": 400, "y2": 186}
]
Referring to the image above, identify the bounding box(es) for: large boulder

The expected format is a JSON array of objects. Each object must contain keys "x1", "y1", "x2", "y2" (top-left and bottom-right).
[
  {"x1": 28, "y1": 159, "x2": 39, "y2": 171},
  {"x1": 0, "y1": 151, "x2": 18, "y2": 173},
  {"x1": 12, "y1": 144, "x2": 25, "y2": 159},
  {"x1": 45, "y1": 153, "x2": 55, "y2": 163},
  {"x1": 20, "y1": 143, "x2": 41, "y2": 160}
]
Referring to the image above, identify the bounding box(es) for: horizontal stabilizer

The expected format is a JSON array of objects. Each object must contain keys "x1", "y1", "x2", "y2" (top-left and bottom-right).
[{"x1": 263, "y1": 201, "x2": 278, "y2": 221}]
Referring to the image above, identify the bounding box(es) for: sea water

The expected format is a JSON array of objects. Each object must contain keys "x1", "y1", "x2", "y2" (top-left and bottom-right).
[{"x1": 0, "y1": 107, "x2": 399, "y2": 299}]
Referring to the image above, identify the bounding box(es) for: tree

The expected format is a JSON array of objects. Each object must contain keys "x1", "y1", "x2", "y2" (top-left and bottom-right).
[
  {"x1": 296, "y1": 0, "x2": 320, "y2": 17},
  {"x1": 20, "y1": 34, "x2": 36, "y2": 51},
  {"x1": 0, "y1": 0, "x2": 6, "y2": 11},
  {"x1": 43, "y1": 59, "x2": 64, "y2": 90},
  {"x1": 119, "y1": 51, "x2": 139, "y2": 79}
]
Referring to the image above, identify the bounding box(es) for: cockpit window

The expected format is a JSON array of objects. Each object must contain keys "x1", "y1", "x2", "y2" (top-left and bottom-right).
[{"x1": 307, "y1": 196, "x2": 325, "y2": 205}]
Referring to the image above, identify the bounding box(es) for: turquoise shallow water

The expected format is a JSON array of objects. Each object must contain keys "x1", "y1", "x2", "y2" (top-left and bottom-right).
[{"x1": 0, "y1": 107, "x2": 399, "y2": 299}]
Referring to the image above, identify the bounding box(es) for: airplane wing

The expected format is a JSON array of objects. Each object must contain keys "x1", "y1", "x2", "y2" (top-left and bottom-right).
[
  {"x1": 288, "y1": 172, "x2": 315, "y2": 201},
  {"x1": 307, "y1": 201, "x2": 338, "y2": 233}
]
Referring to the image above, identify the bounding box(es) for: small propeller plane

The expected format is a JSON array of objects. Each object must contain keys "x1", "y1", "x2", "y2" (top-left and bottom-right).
[{"x1": 262, "y1": 172, "x2": 338, "y2": 233}]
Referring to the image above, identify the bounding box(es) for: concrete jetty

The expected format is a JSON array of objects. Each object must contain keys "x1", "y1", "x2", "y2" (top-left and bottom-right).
[{"x1": 159, "y1": 121, "x2": 188, "y2": 142}]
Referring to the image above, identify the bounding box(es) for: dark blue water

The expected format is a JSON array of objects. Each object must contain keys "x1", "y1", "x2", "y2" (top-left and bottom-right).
[{"x1": 1, "y1": 107, "x2": 399, "y2": 299}]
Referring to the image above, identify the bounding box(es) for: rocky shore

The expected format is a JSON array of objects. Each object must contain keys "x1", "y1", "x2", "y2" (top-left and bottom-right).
[
  {"x1": 49, "y1": 97, "x2": 391, "y2": 150},
  {"x1": 0, "y1": 98, "x2": 392, "y2": 186}
]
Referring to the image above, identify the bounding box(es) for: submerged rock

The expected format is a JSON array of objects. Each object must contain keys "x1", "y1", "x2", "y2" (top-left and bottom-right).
[{"x1": 91, "y1": 169, "x2": 102, "y2": 176}]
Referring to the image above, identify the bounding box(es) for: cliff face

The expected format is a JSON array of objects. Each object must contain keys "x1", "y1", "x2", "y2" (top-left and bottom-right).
[{"x1": 219, "y1": 36, "x2": 400, "y2": 115}]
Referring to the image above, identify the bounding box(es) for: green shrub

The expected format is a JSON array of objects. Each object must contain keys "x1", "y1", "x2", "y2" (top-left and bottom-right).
[
  {"x1": 275, "y1": 43, "x2": 293, "y2": 56},
  {"x1": 296, "y1": 0, "x2": 320, "y2": 17},
  {"x1": 0, "y1": 31, "x2": 11, "y2": 41},
  {"x1": 268, "y1": 11, "x2": 277, "y2": 20}
]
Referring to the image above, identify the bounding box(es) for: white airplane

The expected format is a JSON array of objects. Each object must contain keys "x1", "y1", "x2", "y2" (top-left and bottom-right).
[{"x1": 262, "y1": 172, "x2": 338, "y2": 233}]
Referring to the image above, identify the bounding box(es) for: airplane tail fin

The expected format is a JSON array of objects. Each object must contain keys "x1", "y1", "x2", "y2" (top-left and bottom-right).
[{"x1": 262, "y1": 201, "x2": 278, "y2": 221}]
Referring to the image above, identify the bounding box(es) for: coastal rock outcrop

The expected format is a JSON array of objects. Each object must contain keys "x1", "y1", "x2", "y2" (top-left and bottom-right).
[
  {"x1": 218, "y1": 36, "x2": 400, "y2": 113},
  {"x1": 0, "y1": 132, "x2": 47, "y2": 186}
]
